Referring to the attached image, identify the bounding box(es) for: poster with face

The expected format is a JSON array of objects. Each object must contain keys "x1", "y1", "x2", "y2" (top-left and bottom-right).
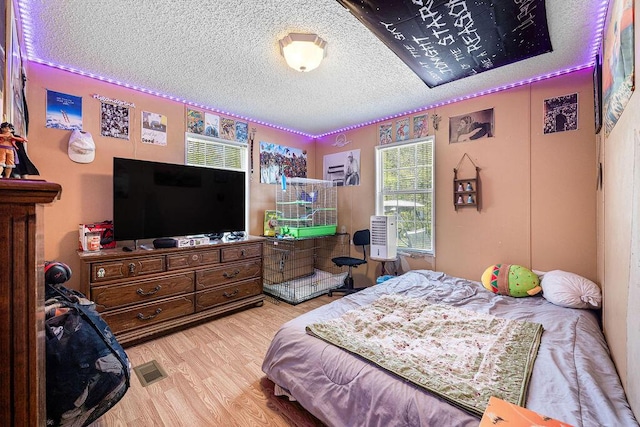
[
  {"x1": 449, "y1": 109, "x2": 494, "y2": 143},
  {"x1": 323, "y1": 149, "x2": 361, "y2": 186}
]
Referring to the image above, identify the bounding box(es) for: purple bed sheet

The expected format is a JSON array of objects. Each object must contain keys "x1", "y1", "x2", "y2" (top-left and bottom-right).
[{"x1": 262, "y1": 270, "x2": 639, "y2": 427}]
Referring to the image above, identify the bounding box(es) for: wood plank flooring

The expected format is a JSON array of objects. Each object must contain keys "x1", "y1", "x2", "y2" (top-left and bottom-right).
[{"x1": 88, "y1": 295, "x2": 333, "y2": 427}]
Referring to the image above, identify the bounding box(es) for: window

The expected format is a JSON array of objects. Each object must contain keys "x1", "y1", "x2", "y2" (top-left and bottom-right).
[
  {"x1": 184, "y1": 132, "x2": 250, "y2": 232},
  {"x1": 375, "y1": 136, "x2": 434, "y2": 253},
  {"x1": 185, "y1": 133, "x2": 247, "y2": 172}
]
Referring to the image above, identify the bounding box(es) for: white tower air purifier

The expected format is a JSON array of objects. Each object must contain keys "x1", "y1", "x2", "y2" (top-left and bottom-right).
[{"x1": 370, "y1": 215, "x2": 397, "y2": 260}]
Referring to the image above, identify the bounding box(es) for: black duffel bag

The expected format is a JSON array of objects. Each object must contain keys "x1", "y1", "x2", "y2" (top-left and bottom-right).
[{"x1": 45, "y1": 283, "x2": 130, "y2": 426}]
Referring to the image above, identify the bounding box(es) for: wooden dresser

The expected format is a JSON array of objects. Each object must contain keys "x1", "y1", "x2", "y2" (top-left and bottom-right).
[
  {"x1": 78, "y1": 236, "x2": 264, "y2": 347},
  {"x1": 0, "y1": 179, "x2": 61, "y2": 427}
]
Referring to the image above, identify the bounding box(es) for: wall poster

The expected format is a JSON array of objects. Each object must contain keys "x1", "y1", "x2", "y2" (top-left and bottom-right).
[
  {"x1": 204, "y1": 113, "x2": 219, "y2": 137},
  {"x1": 323, "y1": 149, "x2": 361, "y2": 186},
  {"x1": 337, "y1": 0, "x2": 552, "y2": 88},
  {"x1": 543, "y1": 93, "x2": 578, "y2": 134},
  {"x1": 259, "y1": 142, "x2": 307, "y2": 184},
  {"x1": 141, "y1": 111, "x2": 167, "y2": 145},
  {"x1": 603, "y1": 0, "x2": 635, "y2": 136},
  {"x1": 100, "y1": 101, "x2": 130, "y2": 140},
  {"x1": 186, "y1": 108, "x2": 204, "y2": 134},
  {"x1": 8, "y1": 2, "x2": 26, "y2": 135},
  {"x1": 413, "y1": 114, "x2": 428, "y2": 138},
  {"x1": 236, "y1": 121, "x2": 249, "y2": 144},
  {"x1": 395, "y1": 118, "x2": 410, "y2": 142},
  {"x1": 379, "y1": 122, "x2": 393, "y2": 145},
  {"x1": 46, "y1": 90, "x2": 83, "y2": 130},
  {"x1": 449, "y1": 108, "x2": 494, "y2": 143},
  {"x1": 220, "y1": 118, "x2": 235, "y2": 140}
]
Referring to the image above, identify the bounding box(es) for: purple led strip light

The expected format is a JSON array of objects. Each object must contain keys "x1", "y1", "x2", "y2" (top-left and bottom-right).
[{"x1": 18, "y1": 0, "x2": 609, "y2": 140}]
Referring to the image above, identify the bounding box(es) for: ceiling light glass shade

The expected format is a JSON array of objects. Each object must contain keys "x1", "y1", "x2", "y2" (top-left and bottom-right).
[{"x1": 279, "y1": 33, "x2": 327, "y2": 72}]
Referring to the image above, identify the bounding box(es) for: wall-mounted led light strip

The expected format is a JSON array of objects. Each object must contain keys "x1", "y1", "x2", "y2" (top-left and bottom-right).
[{"x1": 17, "y1": 0, "x2": 610, "y2": 141}]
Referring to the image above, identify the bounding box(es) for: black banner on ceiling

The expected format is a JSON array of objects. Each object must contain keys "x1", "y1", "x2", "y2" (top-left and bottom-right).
[{"x1": 337, "y1": 0, "x2": 553, "y2": 88}]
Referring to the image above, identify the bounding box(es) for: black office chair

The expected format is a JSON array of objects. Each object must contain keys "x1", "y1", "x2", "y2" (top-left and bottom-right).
[{"x1": 328, "y1": 229, "x2": 370, "y2": 296}]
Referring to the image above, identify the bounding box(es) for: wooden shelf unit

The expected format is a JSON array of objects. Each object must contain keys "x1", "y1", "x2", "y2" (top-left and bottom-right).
[
  {"x1": 453, "y1": 154, "x2": 481, "y2": 212},
  {"x1": 0, "y1": 179, "x2": 61, "y2": 427}
]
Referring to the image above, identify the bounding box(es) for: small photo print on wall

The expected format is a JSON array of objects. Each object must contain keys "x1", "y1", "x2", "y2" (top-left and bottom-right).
[
  {"x1": 413, "y1": 113, "x2": 429, "y2": 138},
  {"x1": 396, "y1": 118, "x2": 410, "y2": 141},
  {"x1": 323, "y1": 149, "x2": 361, "y2": 186},
  {"x1": 100, "y1": 102, "x2": 130, "y2": 140},
  {"x1": 141, "y1": 111, "x2": 167, "y2": 145},
  {"x1": 543, "y1": 93, "x2": 578, "y2": 134},
  {"x1": 46, "y1": 90, "x2": 83, "y2": 130},
  {"x1": 204, "y1": 113, "x2": 219, "y2": 138},
  {"x1": 449, "y1": 108, "x2": 494, "y2": 143},
  {"x1": 379, "y1": 122, "x2": 393, "y2": 145},
  {"x1": 186, "y1": 108, "x2": 204, "y2": 134}
]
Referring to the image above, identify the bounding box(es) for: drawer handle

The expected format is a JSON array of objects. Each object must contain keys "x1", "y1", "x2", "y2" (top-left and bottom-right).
[
  {"x1": 223, "y1": 289, "x2": 239, "y2": 298},
  {"x1": 240, "y1": 249, "x2": 246, "y2": 257},
  {"x1": 137, "y1": 308, "x2": 162, "y2": 321},
  {"x1": 136, "y1": 285, "x2": 162, "y2": 296},
  {"x1": 128, "y1": 263, "x2": 136, "y2": 274},
  {"x1": 223, "y1": 269, "x2": 240, "y2": 279}
]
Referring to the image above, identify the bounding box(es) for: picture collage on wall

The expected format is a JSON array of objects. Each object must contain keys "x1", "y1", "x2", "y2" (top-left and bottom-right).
[
  {"x1": 186, "y1": 107, "x2": 249, "y2": 144},
  {"x1": 378, "y1": 113, "x2": 430, "y2": 145},
  {"x1": 99, "y1": 99, "x2": 131, "y2": 140}
]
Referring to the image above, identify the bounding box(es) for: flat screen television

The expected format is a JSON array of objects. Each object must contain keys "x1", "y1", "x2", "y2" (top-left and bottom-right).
[{"x1": 113, "y1": 157, "x2": 246, "y2": 242}]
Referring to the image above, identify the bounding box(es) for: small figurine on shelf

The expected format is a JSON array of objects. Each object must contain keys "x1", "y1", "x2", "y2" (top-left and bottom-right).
[
  {"x1": 467, "y1": 194, "x2": 474, "y2": 204},
  {"x1": 0, "y1": 122, "x2": 39, "y2": 179},
  {"x1": 0, "y1": 122, "x2": 26, "y2": 178},
  {"x1": 457, "y1": 195, "x2": 464, "y2": 204},
  {"x1": 457, "y1": 183, "x2": 464, "y2": 192},
  {"x1": 466, "y1": 182, "x2": 473, "y2": 191}
]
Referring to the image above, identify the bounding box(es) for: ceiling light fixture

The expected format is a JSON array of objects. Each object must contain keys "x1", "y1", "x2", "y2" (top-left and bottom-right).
[{"x1": 279, "y1": 33, "x2": 327, "y2": 72}]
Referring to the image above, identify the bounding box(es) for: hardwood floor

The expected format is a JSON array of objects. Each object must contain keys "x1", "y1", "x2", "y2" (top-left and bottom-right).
[{"x1": 88, "y1": 295, "x2": 333, "y2": 427}]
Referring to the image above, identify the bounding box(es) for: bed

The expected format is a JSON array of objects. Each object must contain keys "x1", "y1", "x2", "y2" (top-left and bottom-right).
[{"x1": 262, "y1": 270, "x2": 639, "y2": 427}]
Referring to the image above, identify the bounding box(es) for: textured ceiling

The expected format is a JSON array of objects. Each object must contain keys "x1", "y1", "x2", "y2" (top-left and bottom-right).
[{"x1": 19, "y1": 0, "x2": 606, "y2": 137}]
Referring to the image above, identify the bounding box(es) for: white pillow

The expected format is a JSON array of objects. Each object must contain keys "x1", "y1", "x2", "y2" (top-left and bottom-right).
[{"x1": 540, "y1": 270, "x2": 602, "y2": 309}]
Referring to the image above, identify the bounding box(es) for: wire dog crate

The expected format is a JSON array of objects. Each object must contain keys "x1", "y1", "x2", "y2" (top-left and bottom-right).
[
  {"x1": 263, "y1": 234, "x2": 349, "y2": 304},
  {"x1": 276, "y1": 178, "x2": 337, "y2": 238}
]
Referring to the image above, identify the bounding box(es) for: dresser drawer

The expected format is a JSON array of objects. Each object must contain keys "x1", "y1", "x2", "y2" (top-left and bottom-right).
[
  {"x1": 196, "y1": 259, "x2": 262, "y2": 289},
  {"x1": 166, "y1": 249, "x2": 220, "y2": 270},
  {"x1": 91, "y1": 256, "x2": 166, "y2": 282},
  {"x1": 101, "y1": 295, "x2": 195, "y2": 335},
  {"x1": 91, "y1": 273, "x2": 195, "y2": 311},
  {"x1": 220, "y1": 243, "x2": 262, "y2": 262},
  {"x1": 195, "y1": 278, "x2": 262, "y2": 312}
]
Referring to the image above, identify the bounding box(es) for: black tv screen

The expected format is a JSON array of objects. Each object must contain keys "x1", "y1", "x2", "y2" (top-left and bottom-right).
[{"x1": 113, "y1": 157, "x2": 246, "y2": 241}]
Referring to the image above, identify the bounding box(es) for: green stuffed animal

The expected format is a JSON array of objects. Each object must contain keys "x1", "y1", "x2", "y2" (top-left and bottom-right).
[{"x1": 481, "y1": 264, "x2": 541, "y2": 297}]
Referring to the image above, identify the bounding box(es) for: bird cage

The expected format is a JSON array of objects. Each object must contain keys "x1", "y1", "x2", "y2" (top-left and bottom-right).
[{"x1": 276, "y1": 177, "x2": 337, "y2": 238}]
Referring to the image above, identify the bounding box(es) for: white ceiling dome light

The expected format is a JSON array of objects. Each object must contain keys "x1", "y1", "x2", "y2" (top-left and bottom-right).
[{"x1": 279, "y1": 33, "x2": 327, "y2": 72}]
